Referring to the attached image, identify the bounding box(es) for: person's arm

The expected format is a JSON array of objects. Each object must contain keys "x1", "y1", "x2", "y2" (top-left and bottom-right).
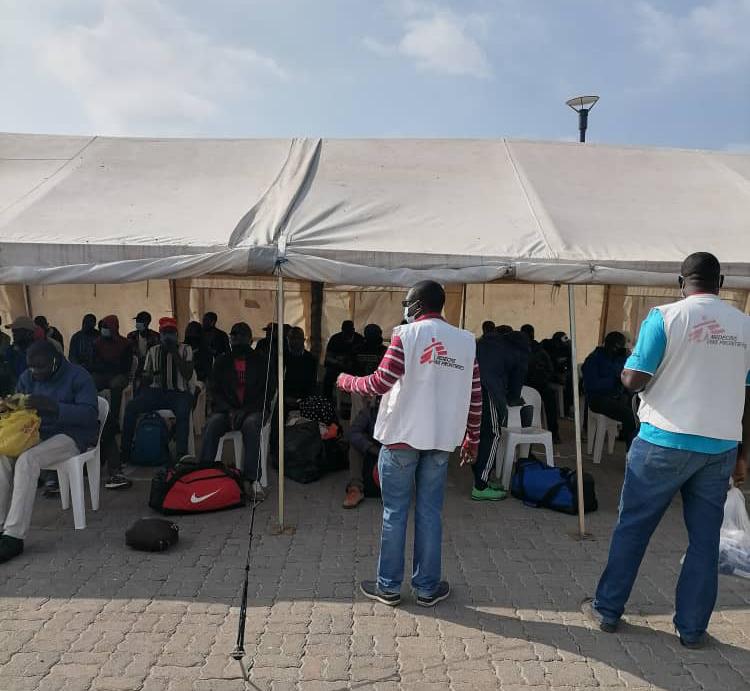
[
  {"x1": 55, "y1": 369, "x2": 98, "y2": 428},
  {"x1": 141, "y1": 348, "x2": 155, "y2": 387},
  {"x1": 621, "y1": 309, "x2": 667, "y2": 393},
  {"x1": 460, "y1": 359, "x2": 483, "y2": 464},
  {"x1": 173, "y1": 345, "x2": 194, "y2": 382},
  {"x1": 337, "y1": 334, "x2": 405, "y2": 396},
  {"x1": 208, "y1": 358, "x2": 230, "y2": 412}
]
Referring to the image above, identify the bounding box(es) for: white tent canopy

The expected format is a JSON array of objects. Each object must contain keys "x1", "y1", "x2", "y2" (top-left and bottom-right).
[{"x1": 2, "y1": 133, "x2": 750, "y2": 287}]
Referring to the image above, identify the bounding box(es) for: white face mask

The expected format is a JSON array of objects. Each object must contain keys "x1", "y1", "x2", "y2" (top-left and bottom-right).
[{"x1": 403, "y1": 306, "x2": 416, "y2": 324}]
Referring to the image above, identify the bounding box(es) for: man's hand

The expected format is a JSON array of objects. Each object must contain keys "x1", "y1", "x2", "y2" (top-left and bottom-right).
[
  {"x1": 230, "y1": 409, "x2": 247, "y2": 431},
  {"x1": 459, "y1": 446, "x2": 476, "y2": 467},
  {"x1": 733, "y1": 451, "x2": 747, "y2": 486},
  {"x1": 25, "y1": 395, "x2": 59, "y2": 416}
]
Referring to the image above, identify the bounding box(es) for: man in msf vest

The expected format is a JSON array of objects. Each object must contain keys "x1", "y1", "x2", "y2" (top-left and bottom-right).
[
  {"x1": 337, "y1": 281, "x2": 481, "y2": 607},
  {"x1": 583, "y1": 253, "x2": 750, "y2": 649}
]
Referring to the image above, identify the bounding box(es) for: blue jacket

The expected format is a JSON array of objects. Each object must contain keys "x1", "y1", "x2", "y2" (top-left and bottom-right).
[
  {"x1": 17, "y1": 359, "x2": 99, "y2": 452},
  {"x1": 476, "y1": 332, "x2": 525, "y2": 409},
  {"x1": 582, "y1": 347, "x2": 626, "y2": 398}
]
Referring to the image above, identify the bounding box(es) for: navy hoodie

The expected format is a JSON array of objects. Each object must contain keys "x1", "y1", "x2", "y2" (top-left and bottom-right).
[
  {"x1": 16, "y1": 358, "x2": 99, "y2": 452},
  {"x1": 476, "y1": 332, "x2": 525, "y2": 409},
  {"x1": 582, "y1": 347, "x2": 626, "y2": 398}
]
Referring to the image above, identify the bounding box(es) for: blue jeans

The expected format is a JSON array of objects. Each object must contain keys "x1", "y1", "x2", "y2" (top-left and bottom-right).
[
  {"x1": 377, "y1": 447, "x2": 450, "y2": 597},
  {"x1": 595, "y1": 437, "x2": 736, "y2": 642}
]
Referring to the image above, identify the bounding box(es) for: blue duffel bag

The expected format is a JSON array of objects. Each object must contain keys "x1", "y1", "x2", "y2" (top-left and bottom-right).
[{"x1": 510, "y1": 458, "x2": 598, "y2": 514}]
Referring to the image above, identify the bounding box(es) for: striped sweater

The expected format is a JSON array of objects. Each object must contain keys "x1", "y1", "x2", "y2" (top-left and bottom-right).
[{"x1": 337, "y1": 315, "x2": 482, "y2": 455}]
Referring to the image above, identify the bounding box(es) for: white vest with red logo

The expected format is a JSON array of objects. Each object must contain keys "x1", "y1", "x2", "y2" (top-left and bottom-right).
[
  {"x1": 639, "y1": 295, "x2": 750, "y2": 441},
  {"x1": 374, "y1": 318, "x2": 476, "y2": 451}
]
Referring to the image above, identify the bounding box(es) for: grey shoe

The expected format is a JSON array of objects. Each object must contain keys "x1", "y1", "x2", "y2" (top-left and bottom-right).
[{"x1": 581, "y1": 598, "x2": 618, "y2": 633}]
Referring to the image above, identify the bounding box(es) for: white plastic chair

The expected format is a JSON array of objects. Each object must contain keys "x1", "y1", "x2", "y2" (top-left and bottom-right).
[
  {"x1": 587, "y1": 408, "x2": 619, "y2": 464},
  {"x1": 496, "y1": 426, "x2": 555, "y2": 491},
  {"x1": 46, "y1": 396, "x2": 109, "y2": 530},
  {"x1": 214, "y1": 424, "x2": 271, "y2": 488},
  {"x1": 521, "y1": 386, "x2": 543, "y2": 428}
]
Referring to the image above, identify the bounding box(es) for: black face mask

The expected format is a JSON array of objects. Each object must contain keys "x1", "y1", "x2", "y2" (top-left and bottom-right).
[
  {"x1": 231, "y1": 342, "x2": 252, "y2": 356},
  {"x1": 14, "y1": 334, "x2": 34, "y2": 349}
]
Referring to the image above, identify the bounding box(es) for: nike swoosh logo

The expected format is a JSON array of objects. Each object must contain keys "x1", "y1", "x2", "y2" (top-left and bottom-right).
[{"x1": 190, "y1": 490, "x2": 221, "y2": 504}]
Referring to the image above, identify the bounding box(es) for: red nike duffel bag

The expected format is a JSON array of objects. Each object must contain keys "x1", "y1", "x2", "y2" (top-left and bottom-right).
[{"x1": 149, "y1": 463, "x2": 245, "y2": 514}]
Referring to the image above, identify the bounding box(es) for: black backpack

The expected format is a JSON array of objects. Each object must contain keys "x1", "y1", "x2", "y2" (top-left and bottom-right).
[{"x1": 125, "y1": 518, "x2": 179, "y2": 552}]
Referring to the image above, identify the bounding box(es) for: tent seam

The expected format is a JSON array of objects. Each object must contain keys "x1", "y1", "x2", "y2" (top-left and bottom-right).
[
  {"x1": 502, "y1": 139, "x2": 557, "y2": 261},
  {"x1": 0, "y1": 136, "x2": 98, "y2": 217}
]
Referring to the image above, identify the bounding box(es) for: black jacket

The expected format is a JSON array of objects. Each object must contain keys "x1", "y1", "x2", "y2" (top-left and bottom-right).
[
  {"x1": 476, "y1": 332, "x2": 525, "y2": 408},
  {"x1": 209, "y1": 348, "x2": 274, "y2": 417}
]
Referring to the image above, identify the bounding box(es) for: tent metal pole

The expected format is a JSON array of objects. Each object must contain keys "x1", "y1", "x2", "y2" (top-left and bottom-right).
[
  {"x1": 277, "y1": 269, "x2": 286, "y2": 531},
  {"x1": 568, "y1": 285, "x2": 586, "y2": 538},
  {"x1": 460, "y1": 284, "x2": 467, "y2": 329}
]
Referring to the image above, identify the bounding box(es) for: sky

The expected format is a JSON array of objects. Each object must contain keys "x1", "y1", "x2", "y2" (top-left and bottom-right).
[{"x1": 1, "y1": 0, "x2": 748, "y2": 150}]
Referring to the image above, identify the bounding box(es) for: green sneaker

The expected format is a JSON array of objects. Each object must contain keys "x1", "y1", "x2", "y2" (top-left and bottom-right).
[
  {"x1": 488, "y1": 479, "x2": 505, "y2": 491},
  {"x1": 471, "y1": 486, "x2": 507, "y2": 501}
]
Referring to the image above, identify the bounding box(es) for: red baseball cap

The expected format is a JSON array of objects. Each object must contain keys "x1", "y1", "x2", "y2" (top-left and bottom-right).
[{"x1": 158, "y1": 317, "x2": 178, "y2": 332}]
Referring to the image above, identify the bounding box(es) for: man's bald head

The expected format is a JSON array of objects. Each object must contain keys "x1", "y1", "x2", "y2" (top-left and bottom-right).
[
  {"x1": 405, "y1": 281, "x2": 445, "y2": 319},
  {"x1": 680, "y1": 252, "x2": 723, "y2": 295}
]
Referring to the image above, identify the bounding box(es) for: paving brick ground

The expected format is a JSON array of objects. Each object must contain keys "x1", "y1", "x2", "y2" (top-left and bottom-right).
[{"x1": 2, "y1": 421, "x2": 750, "y2": 690}]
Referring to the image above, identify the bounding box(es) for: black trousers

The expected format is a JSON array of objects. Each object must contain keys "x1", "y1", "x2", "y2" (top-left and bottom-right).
[
  {"x1": 200, "y1": 411, "x2": 264, "y2": 481},
  {"x1": 588, "y1": 393, "x2": 637, "y2": 450},
  {"x1": 472, "y1": 390, "x2": 507, "y2": 490}
]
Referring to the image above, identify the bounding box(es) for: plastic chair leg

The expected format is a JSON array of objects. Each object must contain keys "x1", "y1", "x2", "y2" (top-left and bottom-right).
[
  {"x1": 259, "y1": 424, "x2": 270, "y2": 488},
  {"x1": 543, "y1": 438, "x2": 555, "y2": 467},
  {"x1": 607, "y1": 424, "x2": 617, "y2": 454},
  {"x1": 233, "y1": 435, "x2": 245, "y2": 474},
  {"x1": 87, "y1": 454, "x2": 101, "y2": 511},
  {"x1": 500, "y1": 441, "x2": 516, "y2": 491},
  {"x1": 593, "y1": 423, "x2": 606, "y2": 464},
  {"x1": 68, "y1": 464, "x2": 87, "y2": 530},
  {"x1": 57, "y1": 466, "x2": 71, "y2": 511},
  {"x1": 587, "y1": 413, "x2": 596, "y2": 455}
]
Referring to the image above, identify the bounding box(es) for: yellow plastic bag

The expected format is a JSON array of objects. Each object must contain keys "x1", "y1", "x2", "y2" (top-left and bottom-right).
[{"x1": 0, "y1": 409, "x2": 41, "y2": 458}]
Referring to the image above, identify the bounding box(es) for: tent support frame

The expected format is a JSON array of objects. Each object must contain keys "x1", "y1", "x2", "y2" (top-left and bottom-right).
[
  {"x1": 277, "y1": 268, "x2": 286, "y2": 531},
  {"x1": 568, "y1": 285, "x2": 587, "y2": 539}
]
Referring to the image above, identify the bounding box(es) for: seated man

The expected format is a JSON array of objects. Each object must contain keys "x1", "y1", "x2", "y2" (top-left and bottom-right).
[
  {"x1": 127, "y1": 311, "x2": 160, "y2": 374},
  {"x1": 202, "y1": 311, "x2": 230, "y2": 359},
  {"x1": 285, "y1": 327, "x2": 317, "y2": 403},
  {"x1": 0, "y1": 316, "x2": 36, "y2": 397},
  {"x1": 0, "y1": 341, "x2": 99, "y2": 563},
  {"x1": 34, "y1": 316, "x2": 64, "y2": 354},
  {"x1": 200, "y1": 323, "x2": 271, "y2": 499},
  {"x1": 117, "y1": 318, "x2": 194, "y2": 475},
  {"x1": 520, "y1": 323, "x2": 560, "y2": 442},
  {"x1": 91, "y1": 315, "x2": 133, "y2": 429},
  {"x1": 69, "y1": 314, "x2": 99, "y2": 371},
  {"x1": 582, "y1": 331, "x2": 636, "y2": 449},
  {"x1": 343, "y1": 396, "x2": 380, "y2": 509}
]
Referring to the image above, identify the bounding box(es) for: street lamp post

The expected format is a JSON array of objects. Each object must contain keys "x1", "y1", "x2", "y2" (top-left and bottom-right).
[{"x1": 566, "y1": 95, "x2": 599, "y2": 143}]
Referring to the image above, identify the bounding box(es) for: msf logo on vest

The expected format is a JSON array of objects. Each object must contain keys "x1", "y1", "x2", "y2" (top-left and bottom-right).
[
  {"x1": 688, "y1": 318, "x2": 746, "y2": 349},
  {"x1": 420, "y1": 338, "x2": 465, "y2": 370}
]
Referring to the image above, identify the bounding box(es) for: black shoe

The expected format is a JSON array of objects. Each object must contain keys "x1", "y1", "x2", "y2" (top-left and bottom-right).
[
  {"x1": 360, "y1": 580, "x2": 401, "y2": 606},
  {"x1": 580, "y1": 598, "x2": 618, "y2": 633},
  {"x1": 0, "y1": 535, "x2": 24, "y2": 563},
  {"x1": 104, "y1": 474, "x2": 132, "y2": 490},
  {"x1": 679, "y1": 633, "x2": 711, "y2": 650},
  {"x1": 416, "y1": 581, "x2": 451, "y2": 607},
  {"x1": 42, "y1": 481, "x2": 60, "y2": 498}
]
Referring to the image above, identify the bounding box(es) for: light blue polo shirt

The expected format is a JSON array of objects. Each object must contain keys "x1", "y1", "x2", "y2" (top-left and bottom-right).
[{"x1": 626, "y1": 308, "x2": 750, "y2": 454}]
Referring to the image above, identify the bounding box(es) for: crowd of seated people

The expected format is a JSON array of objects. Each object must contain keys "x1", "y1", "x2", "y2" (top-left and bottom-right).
[{"x1": 0, "y1": 303, "x2": 645, "y2": 561}]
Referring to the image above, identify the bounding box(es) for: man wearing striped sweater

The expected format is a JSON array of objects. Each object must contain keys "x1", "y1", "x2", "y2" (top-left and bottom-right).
[{"x1": 337, "y1": 280, "x2": 481, "y2": 607}]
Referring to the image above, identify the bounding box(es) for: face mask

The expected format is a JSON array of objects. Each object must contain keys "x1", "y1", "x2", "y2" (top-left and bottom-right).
[
  {"x1": 403, "y1": 306, "x2": 417, "y2": 324},
  {"x1": 136, "y1": 322, "x2": 146, "y2": 333},
  {"x1": 231, "y1": 342, "x2": 252, "y2": 356},
  {"x1": 100, "y1": 328, "x2": 112, "y2": 339},
  {"x1": 161, "y1": 333, "x2": 178, "y2": 345}
]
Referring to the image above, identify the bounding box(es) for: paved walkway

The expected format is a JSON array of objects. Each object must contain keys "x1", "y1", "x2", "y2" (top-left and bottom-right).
[{"x1": 2, "y1": 422, "x2": 750, "y2": 690}]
